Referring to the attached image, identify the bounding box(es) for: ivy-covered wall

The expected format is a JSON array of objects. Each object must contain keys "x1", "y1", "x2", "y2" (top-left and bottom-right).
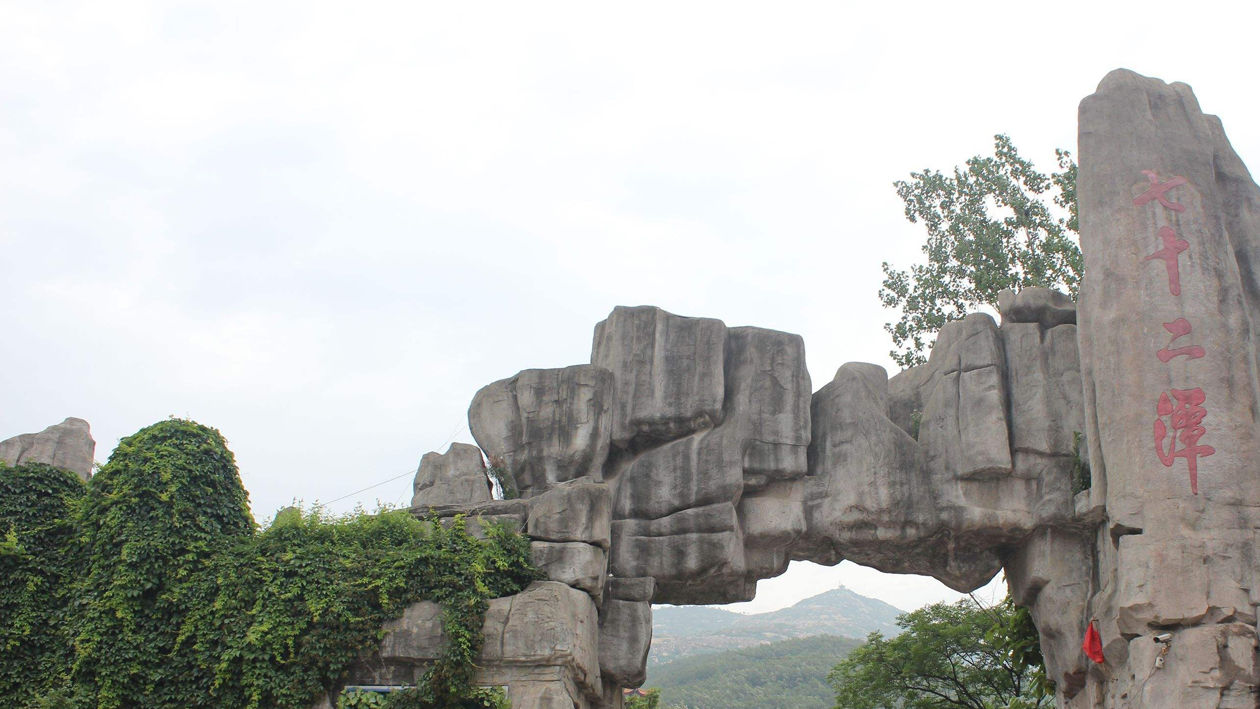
[{"x1": 0, "y1": 419, "x2": 539, "y2": 709}]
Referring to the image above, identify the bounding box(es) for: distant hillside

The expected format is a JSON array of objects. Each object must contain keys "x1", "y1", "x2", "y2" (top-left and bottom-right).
[
  {"x1": 645, "y1": 634, "x2": 862, "y2": 709},
  {"x1": 649, "y1": 586, "x2": 902, "y2": 665}
]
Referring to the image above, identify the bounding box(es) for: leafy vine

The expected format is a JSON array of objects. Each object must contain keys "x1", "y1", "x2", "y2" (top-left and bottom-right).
[{"x1": 0, "y1": 419, "x2": 540, "y2": 708}]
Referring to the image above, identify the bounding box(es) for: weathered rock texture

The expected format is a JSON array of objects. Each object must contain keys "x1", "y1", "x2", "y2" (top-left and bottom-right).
[
  {"x1": 597, "y1": 308, "x2": 814, "y2": 604},
  {"x1": 463, "y1": 306, "x2": 816, "y2": 606},
  {"x1": 469, "y1": 366, "x2": 613, "y2": 498},
  {"x1": 337, "y1": 581, "x2": 603, "y2": 708},
  {"x1": 0, "y1": 417, "x2": 95, "y2": 480},
  {"x1": 592, "y1": 307, "x2": 727, "y2": 451},
  {"x1": 410, "y1": 442, "x2": 492, "y2": 507},
  {"x1": 287, "y1": 68, "x2": 1260, "y2": 709},
  {"x1": 802, "y1": 295, "x2": 1081, "y2": 593},
  {"x1": 1005, "y1": 526, "x2": 1093, "y2": 699},
  {"x1": 376, "y1": 286, "x2": 1088, "y2": 707},
  {"x1": 1071, "y1": 68, "x2": 1260, "y2": 708}
]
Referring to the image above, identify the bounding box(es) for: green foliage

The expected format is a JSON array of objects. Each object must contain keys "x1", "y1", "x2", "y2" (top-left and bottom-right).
[
  {"x1": 0, "y1": 419, "x2": 540, "y2": 709},
  {"x1": 881, "y1": 135, "x2": 1080, "y2": 367},
  {"x1": 337, "y1": 687, "x2": 509, "y2": 709},
  {"x1": 344, "y1": 685, "x2": 511, "y2": 709},
  {"x1": 650, "y1": 635, "x2": 862, "y2": 709},
  {"x1": 625, "y1": 688, "x2": 662, "y2": 709},
  {"x1": 340, "y1": 689, "x2": 390, "y2": 708},
  {"x1": 442, "y1": 686, "x2": 512, "y2": 709},
  {"x1": 0, "y1": 463, "x2": 86, "y2": 701},
  {"x1": 987, "y1": 599, "x2": 1053, "y2": 706},
  {"x1": 1071, "y1": 431, "x2": 1092, "y2": 495},
  {"x1": 70, "y1": 419, "x2": 254, "y2": 706},
  {"x1": 829, "y1": 596, "x2": 1051, "y2": 709}
]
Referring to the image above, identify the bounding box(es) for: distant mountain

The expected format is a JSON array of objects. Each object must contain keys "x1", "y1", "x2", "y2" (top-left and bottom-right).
[
  {"x1": 650, "y1": 605, "x2": 743, "y2": 637},
  {"x1": 649, "y1": 586, "x2": 903, "y2": 665},
  {"x1": 645, "y1": 634, "x2": 862, "y2": 709}
]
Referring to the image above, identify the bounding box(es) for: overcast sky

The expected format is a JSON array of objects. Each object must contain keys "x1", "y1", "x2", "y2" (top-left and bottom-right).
[{"x1": 4, "y1": 1, "x2": 1258, "y2": 614}]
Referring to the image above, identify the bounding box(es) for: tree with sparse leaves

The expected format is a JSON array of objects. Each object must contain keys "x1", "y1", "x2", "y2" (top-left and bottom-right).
[
  {"x1": 829, "y1": 595, "x2": 1051, "y2": 709},
  {"x1": 880, "y1": 135, "x2": 1080, "y2": 368}
]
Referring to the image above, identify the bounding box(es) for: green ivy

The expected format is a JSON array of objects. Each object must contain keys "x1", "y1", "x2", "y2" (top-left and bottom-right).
[
  {"x1": 0, "y1": 462, "x2": 86, "y2": 701},
  {"x1": 340, "y1": 689, "x2": 390, "y2": 708},
  {"x1": 69, "y1": 419, "x2": 254, "y2": 707},
  {"x1": 337, "y1": 686, "x2": 511, "y2": 709},
  {"x1": 0, "y1": 419, "x2": 540, "y2": 708}
]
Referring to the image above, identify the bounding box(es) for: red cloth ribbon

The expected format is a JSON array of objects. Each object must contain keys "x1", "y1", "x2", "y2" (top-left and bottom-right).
[{"x1": 1083, "y1": 620, "x2": 1105, "y2": 663}]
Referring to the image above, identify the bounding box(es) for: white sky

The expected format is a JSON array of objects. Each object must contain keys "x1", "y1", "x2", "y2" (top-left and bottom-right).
[{"x1": 4, "y1": 1, "x2": 1258, "y2": 613}]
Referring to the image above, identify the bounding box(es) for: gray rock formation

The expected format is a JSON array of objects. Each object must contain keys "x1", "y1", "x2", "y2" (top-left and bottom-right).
[
  {"x1": 329, "y1": 68, "x2": 1260, "y2": 709},
  {"x1": 592, "y1": 306, "x2": 727, "y2": 450},
  {"x1": 1072, "y1": 68, "x2": 1260, "y2": 708},
  {"x1": 599, "y1": 312, "x2": 813, "y2": 604},
  {"x1": 0, "y1": 417, "x2": 95, "y2": 480},
  {"x1": 527, "y1": 478, "x2": 612, "y2": 549},
  {"x1": 1005, "y1": 527, "x2": 1092, "y2": 698},
  {"x1": 801, "y1": 295, "x2": 1082, "y2": 593},
  {"x1": 350, "y1": 581, "x2": 602, "y2": 707},
  {"x1": 531, "y1": 542, "x2": 607, "y2": 602},
  {"x1": 802, "y1": 361, "x2": 954, "y2": 577},
  {"x1": 410, "y1": 442, "x2": 492, "y2": 507},
  {"x1": 391, "y1": 288, "x2": 1090, "y2": 705},
  {"x1": 1000, "y1": 287, "x2": 1082, "y2": 518},
  {"x1": 463, "y1": 305, "x2": 815, "y2": 606},
  {"x1": 724, "y1": 327, "x2": 811, "y2": 491},
  {"x1": 598, "y1": 597, "x2": 652, "y2": 687},
  {"x1": 470, "y1": 365, "x2": 614, "y2": 498},
  {"x1": 801, "y1": 302, "x2": 1078, "y2": 591},
  {"x1": 914, "y1": 313, "x2": 1013, "y2": 481}
]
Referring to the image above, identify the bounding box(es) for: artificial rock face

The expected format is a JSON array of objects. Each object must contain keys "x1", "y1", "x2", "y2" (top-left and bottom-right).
[
  {"x1": 597, "y1": 308, "x2": 813, "y2": 604},
  {"x1": 466, "y1": 305, "x2": 814, "y2": 605},
  {"x1": 591, "y1": 307, "x2": 727, "y2": 451},
  {"x1": 423, "y1": 293, "x2": 1087, "y2": 707},
  {"x1": 469, "y1": 365, "x2": 614, "y2": 498},
  {"x1": 800, "y1": 362, "x2": 936, "y2": 571},
  {"x1": 0, "y1": 417, "x2": 95, "y2": 481},
  {"x1": 1072, "y1": 68, "x2": 1260, "y2": 708},
  {"x1": 803, "y1": 296, "x2": 1082, "y2": 592},
  {"x1": 410, "y1": 442, "x2": 492, "y2": 507},
  {"x1": 349, "y1": 68, "x2": 1260, "y2": 709},
  {"x1": 24, "y1": 72, "x2": 1258, "y2": 709},
  {"x1": 344, "y1": 581, "x2": 603, "y2": 708}
]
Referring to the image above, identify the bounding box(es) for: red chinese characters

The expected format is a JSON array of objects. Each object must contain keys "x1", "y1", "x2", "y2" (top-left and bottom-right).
[
  {"x1": 1133, "y1": 170, "x2": 1188, "y2": 212},
  {"x1": 1156, "y1": 318, "x2": 1205, "y2": 363},
  {"x1": 1154, "y1": 388, "x2": 1216, "y2": 495},
  {"x1": 1143, "y1": 226, "x2": 1189, "y2": 296},
  {"x1": 1134, "y1": 168, "x2": 1213, "y2": 495}
]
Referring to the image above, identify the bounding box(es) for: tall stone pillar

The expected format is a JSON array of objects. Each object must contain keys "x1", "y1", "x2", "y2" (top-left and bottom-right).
[{"x1": 1076, "y1": 69, "x2": 1260, "y2": 708}]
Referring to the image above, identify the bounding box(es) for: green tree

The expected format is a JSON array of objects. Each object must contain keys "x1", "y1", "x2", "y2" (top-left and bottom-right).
[
  {"x1": 625, "y1": 688, "x2": 662, "y2": 709},
  {"x1": 829, "y1": 596, "x2": 1051, "y2": 709},
  {"x1": 649, "y1": 634, "x2": 862, "y2": 709},
  {"x1": 70, "y1": 419, "x2": 254, "y2": 707},
  {"x1": 880, "y1": 135, "x2": 1079, "y2": 368}
]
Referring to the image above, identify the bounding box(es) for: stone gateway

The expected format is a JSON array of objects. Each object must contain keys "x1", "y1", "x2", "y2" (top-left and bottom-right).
[
  {"x1": 382, "y1": 70, "x2": 1260, "y2": 709},
  {"x1": 9, "y1": 70, "x2": 1258, "y2": 709}
]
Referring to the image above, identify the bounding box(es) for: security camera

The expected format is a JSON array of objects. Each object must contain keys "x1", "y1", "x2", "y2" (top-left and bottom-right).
[{"x1": 1154, "y1": 633, "x2": 1173, "y2": 643}]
